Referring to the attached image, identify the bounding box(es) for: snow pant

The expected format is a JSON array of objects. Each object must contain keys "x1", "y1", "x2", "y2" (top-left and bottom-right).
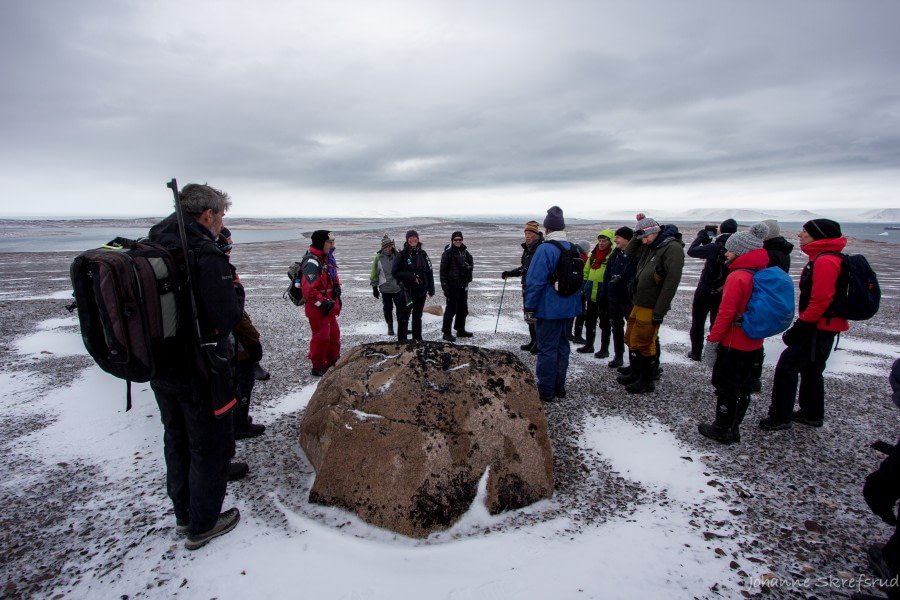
[
  {"x1": 608, "y1": 300, "x2": 632, "y2": 359},
  {"x1": 766, "y1": 330, "x2": 836, "y2": 422},
  {"x1": 583, "y1": 297, "x2": 610, "y2": 351},
  {"x1": 689, "y1": 289, "x2": 722, "y2": 356},
  {"x1": 710, "y1": 345, "x2": 762, "y2": 429},
  {"x1": 151, "y1": 379, "x2": 233, "y2": 536},
  {"x1": 865, "y1": 437, "x2": 900, "y2": 576},
  {"x1": 381, "y1": 291, "x2": 403, "y2": 331},
  {"x1": 535, "y1": 318, "x2": 570, "y2": 397},
  {"x1": 399, "y1": 294, "x2": 426, "y2": 341},
  {"x1": 624, "y1": 306, "x2": 661, "y2": 358},
  {"x1": 308, "y1": 312, "x2": 341, "y2": 369},
  {"x1": 442, "y1": 287, "x2": 469, "y2": 334}
]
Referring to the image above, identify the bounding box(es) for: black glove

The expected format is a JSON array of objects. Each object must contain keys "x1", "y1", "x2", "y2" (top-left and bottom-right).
[
  {"x1": 524, "y1": 310, "x2": 536, "y2": 324},
  {"x1": 782, "y1": 319, "x2": 816, "y2": 346},
  {"x1": 373, "y1": 287, "x2": 380, "y2": 299},
  {"x1": 864, "y1": 469, "x2": 900, "y2": 526},
  {"x1": 321, "y1": 299, "x2": 336, "y2": 316},
  {"x1": 501, "y1": 270, "x2": 512, "y2": 280},
  {"x1": 652, "y1": 315, "x2": 664, "y2": 326},
  {"x1": 333, "y1": 286, "x2": 342, "y2": 300}
]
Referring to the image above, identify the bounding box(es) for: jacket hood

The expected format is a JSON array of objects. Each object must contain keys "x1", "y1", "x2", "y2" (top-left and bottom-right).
[
  {"x1": 728, "y1": 247, "x2": 769, "y2": 271},
  {"x1": 764, "y1": 236, "x2": 794, "y2": 254},
  {"x1": 801, "y1": 236, "x2": 847, "y2": 259},
  {"x1": 650, "y1": 224, "x2": 684, "y2": 249},
  {"x1": 148, "y1": 212, "x2": 214, "y2": 248},
  {"x1": 597, "y1": 229, "x2": 615, "y2": 244}
]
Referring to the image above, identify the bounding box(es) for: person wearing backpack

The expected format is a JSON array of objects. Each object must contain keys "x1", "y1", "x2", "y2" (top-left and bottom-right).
[
  {"x1": 392, "y1": 230, "x2": 435, "y2": 342},
  {"x1": 618, "y1": 214, "x2": 684, "y2": 394},
  {"x1": 502, "y1": 221, "x2": 544, "y2": 354},
  {"x1": 760, "y1": 218, "x2": 848, "y2": 431},
  {"x1": 440, "y1": 231, "x2": 475, "y2": 341},
  {"x1": 524, "y1": 206, "x2": 583, "y2": 402},
  {"x1": 698, "y1": 223, "x2": 772, "y2": 445},
  {"x1": 686, "y1": 218, "x2": 737, "y2": 361},
  {"x1": 576, "y1": 229, "x2": 615, "y2": 359},
  {"x1": 302, "y1": 230, "x2": 342, "y2": 376},
  {"x1": 370, "y1": 235, "x2": 402, "y2": 337},
  {"x1": 147, "y1": 183, "x2": 244, "y2": 550},
  {"x1": 603, "y1": 226, "x2": 637, "y2": 369}
]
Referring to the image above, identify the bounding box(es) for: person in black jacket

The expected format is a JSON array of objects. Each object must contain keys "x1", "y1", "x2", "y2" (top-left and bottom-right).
[
  {"x1": 440, "y1": 231, "x2": 474, "y2": 341},
  {"x1": 147, "y1": 183, "x2": 243, "y2": 550},
  {"x1": 602, "y1": 226, "x2": 638, "y2": 368},
  {"x1": 686, "y1": 218, "x2": 737, "y2": 361},
  {"x1": 392, "y1": 230, "x2": 435, "y2": 342},
  {"x1": 502, "y1": 221, "x2": 543, "y2": 353}
]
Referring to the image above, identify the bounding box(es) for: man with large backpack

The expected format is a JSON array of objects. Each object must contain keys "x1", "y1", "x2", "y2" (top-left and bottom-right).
[
  {"x1": 524, "y1": 206, "x2": 583, "y2": 402},
  {"x1": 148, "y1": 183, "x2": 244, "y2": 550},
  {"x1": 760, "y1": 218, "x2": 849, "y2": 431},
  {"x1": 686, "y1": 218, "x2": 737, "y2": 361}
]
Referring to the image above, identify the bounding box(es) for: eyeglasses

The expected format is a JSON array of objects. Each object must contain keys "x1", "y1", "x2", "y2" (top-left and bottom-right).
[{"x1": 453, "y1": 238, "x2": 463, "y2": 242}]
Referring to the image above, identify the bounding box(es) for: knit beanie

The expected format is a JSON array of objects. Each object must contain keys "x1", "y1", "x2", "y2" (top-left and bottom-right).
[
  {"x1": 803, "y1": 218, "x2": 842, "y2": 240},
  {"x1": 451, "y1": 231, "x2": 463, "y2": 241},
  {"x1": 577, "y1": 240, "x2": 591, "y2": 254},
  {"x1": 725, "y1": 222, "x2": 769, "y2": 256},
  {"x1": 634, "y1": 213, "x2": 661, "y2": 239},
  {"x1": 719, "y1": 218, "x2": 738, "y2": 234},
  {"x1": 524, "y1": 220, "x2": 541, "y2": 235},
  {"x1": 406, "y1": 229, "x2": 419, "y2": 241},
  {"x1": 761, "y1": 219, "x2": 780, "y2": 240},
  {"x1": 614, "y1": 226, "x2": 633, "y2": 241},
  {"x1": 380, "y1": 234, "x2": 394, "y2": 250},
  {"x1": 543, "y1": 206, "x2": 565, "y2": 231},
  {"x1": 311, "y1": 229, "x2": 333, "y2": 250}
]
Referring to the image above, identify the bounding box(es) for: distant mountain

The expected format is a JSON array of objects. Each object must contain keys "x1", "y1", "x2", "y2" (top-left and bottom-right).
[{"x1": 859, "y1": 208, "x2": 900, "y2": 222}]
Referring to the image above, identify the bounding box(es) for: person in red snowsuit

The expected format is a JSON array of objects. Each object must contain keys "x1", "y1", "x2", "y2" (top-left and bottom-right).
[{"x1": 301, "y1": 230, "x2": 341, "y2": 376}]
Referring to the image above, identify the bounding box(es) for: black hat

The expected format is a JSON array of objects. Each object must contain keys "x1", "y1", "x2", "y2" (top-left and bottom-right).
[
  {"x1": 614, "y1": 226, "x2": 633, "y2": 241},
  {"x1": 719, "y1": 219, "x2": 738, "y2": 234},
  {"x1": 451, "y1": 231, "x2": 463, "y2": 240},
  {"x1": 311, "y1": 229, "x2": 334, "y2": 250},
  {"x1": 803, "y1": 219, "x2": 842, "y2": 240}
]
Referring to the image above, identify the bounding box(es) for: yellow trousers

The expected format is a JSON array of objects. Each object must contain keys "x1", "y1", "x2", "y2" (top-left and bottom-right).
[{"x1": 624, "y1": 306, "x2": 660, "y2": 357}]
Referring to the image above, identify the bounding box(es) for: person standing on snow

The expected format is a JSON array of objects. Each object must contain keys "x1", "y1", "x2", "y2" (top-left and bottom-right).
[
  {"x1": 686, "y1": 218, "x2": 737, "y2": 361},
  {"x1": 440, "y1": 231, "x2": 474, "y2": 341},
  {"x1": 603, "y1": 226, "x2": 637, "y2": 369},
  {"x1": 302, "y1": 230, "x2": 341, "y2": 376},
  {"x1": 576, "y1": 229, "x2": 615, "y2": 359},
  {"x1": 502, "y1": 221, "x2": 544, "y2": 354},
  {"x1": 392, "y1": 230, "x2": 435, "y2": 342},
  {"x1": 370, "y1": 235, "x2": 402, "y2": 337}
]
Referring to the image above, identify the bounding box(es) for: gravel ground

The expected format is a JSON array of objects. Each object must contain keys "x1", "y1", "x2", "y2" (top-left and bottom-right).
[{"x1": 0, "y1": 222, "x2": 897, "y2": 599}]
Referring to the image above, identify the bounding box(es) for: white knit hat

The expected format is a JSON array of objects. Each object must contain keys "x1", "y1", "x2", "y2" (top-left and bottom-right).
[{"x1": 725, "y1": 223, "x2": 769, "y2": 256}]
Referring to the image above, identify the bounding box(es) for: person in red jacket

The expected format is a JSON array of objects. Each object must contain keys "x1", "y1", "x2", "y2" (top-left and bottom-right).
[
  {"x1": 760, "y1": 218, "x2": 849, "y2": 431},
  {"x1": 698, "y1": 223, "x2": 771, "y2": 445},
  {"x1": 302, "y1": 230, "x2": 342, "y2": 376}
]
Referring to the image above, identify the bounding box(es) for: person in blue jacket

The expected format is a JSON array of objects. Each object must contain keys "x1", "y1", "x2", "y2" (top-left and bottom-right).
[{"x1": 524, "y1": 206, "x2": 583, "y2": 402}]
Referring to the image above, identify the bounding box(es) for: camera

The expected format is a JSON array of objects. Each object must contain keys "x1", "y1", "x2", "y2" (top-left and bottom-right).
[{"x1": 705, "y1": 225, "x2": 718, "y2": 239}]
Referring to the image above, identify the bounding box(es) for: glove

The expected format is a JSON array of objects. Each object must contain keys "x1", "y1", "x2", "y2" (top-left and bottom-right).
[
  {"x1": 864, "y1": 469, "x2": 900, "y2": 526},
  {"x1": 651, "y1": 315, "x2": 664, "y2": 326},
  {"x1": 782, "y1": 319, "x2": 815, "y2": 346},
  {"x1": 581, "y1": 280, "x2": 593, "y2": 298},
  {"x1": 321, "y1": 299, "x2": 336, "y2": 316},
  {"x1": 373, "y1": 288, "x2": 380, "y2": 299},
  {"x1": 333, "y1": 286, "x2": 342, "y2": 300},
  {"x1": 524, "y1": 310, "x2": 536, "y2": 325},
  {"x1": 501, "y1": 271, "x2": 512, "y2": 280}
]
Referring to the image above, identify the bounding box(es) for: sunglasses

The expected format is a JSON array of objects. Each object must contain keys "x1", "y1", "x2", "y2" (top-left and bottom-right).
[{"x1": 453, "y1": 238, "x2": 463, "y2": 241}]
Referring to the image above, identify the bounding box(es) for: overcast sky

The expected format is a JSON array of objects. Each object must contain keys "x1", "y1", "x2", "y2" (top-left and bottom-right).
[{"x1": 1, "y1": 0, "x2": 898, "y2": 218}]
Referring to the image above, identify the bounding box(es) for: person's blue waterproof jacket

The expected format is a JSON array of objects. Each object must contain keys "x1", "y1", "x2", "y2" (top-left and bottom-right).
[{"x1": 524, "y1": 234, "x2": 583, "y2": 319}]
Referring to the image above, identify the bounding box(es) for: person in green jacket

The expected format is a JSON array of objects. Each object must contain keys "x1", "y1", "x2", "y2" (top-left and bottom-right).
[
  {"x1": 617, "y1": 214, "x2": 684, "y2": 394},
  {"x1": 576, "y1": 229, "x2": 615, "y2": 359}
]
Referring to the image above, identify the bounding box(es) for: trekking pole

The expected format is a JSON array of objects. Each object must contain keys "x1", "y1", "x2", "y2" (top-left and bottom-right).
[{"x1": 494, "y1": 278, "x2": 507, "y2": 333}]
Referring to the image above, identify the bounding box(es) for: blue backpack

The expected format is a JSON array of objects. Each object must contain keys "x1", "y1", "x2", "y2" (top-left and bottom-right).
[{"x1": 735, "y1": 267, "x2": 796, "y2": 340}]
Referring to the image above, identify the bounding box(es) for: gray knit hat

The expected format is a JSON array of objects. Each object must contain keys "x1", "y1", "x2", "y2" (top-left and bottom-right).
[
  {"x1": 380, "y1": 234, "x2": 394, "y2": 250},
  {"x1": 634, "y1": 213, "x2": 661, "y2": 239},
  {"x1": 761, "y1": 219, "x2": 780, "y2": 240},
  {"x1": 725, "y1": 222, "x2": 769, "y2": 256}
]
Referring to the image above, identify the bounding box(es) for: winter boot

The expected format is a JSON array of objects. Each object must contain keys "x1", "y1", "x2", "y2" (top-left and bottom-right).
[
  {"x1": 732, "y1": 394, "x2": 751, "y2": 443},
  {"x1": 576, "y1": 329, "x2": 595, "y2": 353},
  {"x1": 184, "y1": 508, "x2": 240, "y2": 551},
  {"x1": 616, "y1": 353, "x2": 642, "y2": 386},
  {"x1": 698, "y1": 397, "x2": 736, "y2": 444},
  {"x1": 398, "y1": 320, "x2": 409, "y2": 342},
  {"x1": 594, "y1": 347, "x2": 610, "y2": 359},
  {"x1": 253, "y1": 362, "x2": 271, "y2": 381},
  {"x1": 607, "y1": 353, "x2": 624, "y2": 368},
  {"x1": 443, "y1": 332, "x2": 457, "y2": 342},
  {"x1": 234, "y1": 397, "x2": 266, "y2": 440},
  {"x1": 227, "y1": 462, "x2": 249, "y2": 481},
  {"x1": 625, "y1": 355, "x2": 656, "y2": 394},
  {"x1": 387, "y1": 319, "x2": 395, "y2": 337},
  {"x1": 520, "y1": 340, "x2": 535, "y2": 351}
]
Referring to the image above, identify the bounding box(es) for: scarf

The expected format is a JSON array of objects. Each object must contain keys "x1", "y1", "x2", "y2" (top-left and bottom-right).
[{"x1": 591, "y1": 245, "x2": 611, "y2": 269}]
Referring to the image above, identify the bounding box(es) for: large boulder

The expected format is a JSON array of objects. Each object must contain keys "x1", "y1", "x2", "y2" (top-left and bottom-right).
[{"x1": 299, "y1": 341, "x2": 554, "y2": 538}]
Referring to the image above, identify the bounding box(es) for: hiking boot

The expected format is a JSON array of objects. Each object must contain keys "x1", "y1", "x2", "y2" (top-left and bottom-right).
[
  {"x1": 456, "y1": 330, "x2": 473, "y2": 338},
  {"x1": 442, "y1": 332, "x2": 456, "y2": 342},
  {"x1": 539, "y1": 393, "x2": 555, "y2": 402},
  {"x1": 698, "y1": 422, "x2": 735, "y2": 445},
  {"x1": 573, "y1": 334, "x2": 586, "y2": 344},
  {"x1": 311, "y1": 366, "x2": 329, "y2": 377},
  {"x1": 555, "y1": 389, "x2": 567, "y2": 399},
  {"x1": 235, "y1": 422, "x2": 266, "y2": 440},
  {"x1": 184, "y1": 508, "x2": 241, "y2": 551},
  {"x1": 594, "y1": 349, "x2": 610, "y2": 359},
  {"x1": 387, "y1": 326, "x2": 395, "y2": 336},
  {"x1": 520, "y1": 341, "x2": 535, "y2": 351},
  {"x1": 530, "y1": 345, "x2": 538, "y2": 355},
  {"x1": 227, "y1": 462, "x2": 249, "y2": 481},
  {"x1": 617, "y1": 355, "x2": 641, "y2": 385},
  {"x1": 791, "y1": 411, "x2": 823, "y2": 427},
  {"x1": 608, "y1": 354, "x2": 624, "y2": 368},
  {"x1": 175, "y1": 518, "x2": 189, "y2": 536},
  {"x1": 687, "y1": 351, "x2": 701, "y2": 361},
  {"x1": 253, "y1": 363, "x2": 271, "y2": 381},
  {"x1": 576, "y1": 345, "x2": 594, "y2": 354},
  {"x1": 616, "y1": 365, "x2": 631, "y2": 375},
  {"x1": 758, "y1": 417, "x2": 792, "y2": 431}
]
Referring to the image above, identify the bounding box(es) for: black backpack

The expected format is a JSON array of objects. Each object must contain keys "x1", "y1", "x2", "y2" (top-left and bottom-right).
[
  {"x1": 708, "y1": 246, "x2": 730, "y2": 294},
  {"x1": 545, "y1": 240, "x2": 585, "y2": 297},
  {"x1": 814, "y1": 251, "x2": 881, "y2": 321},
  {"x1": 283, "y1": 252, "x2": 322, "y2": 306},
  {"x1": 70, "y1": 237, "x2": 185, "y2": 410}
]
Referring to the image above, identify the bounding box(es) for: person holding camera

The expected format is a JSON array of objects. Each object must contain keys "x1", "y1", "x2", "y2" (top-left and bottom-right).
[
  {"x1": 302, "y1": 230, "x2": 341, "y2": 376},
  {"x1": 686, "y1": 218, "x2": 738, "y2": 361}
]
